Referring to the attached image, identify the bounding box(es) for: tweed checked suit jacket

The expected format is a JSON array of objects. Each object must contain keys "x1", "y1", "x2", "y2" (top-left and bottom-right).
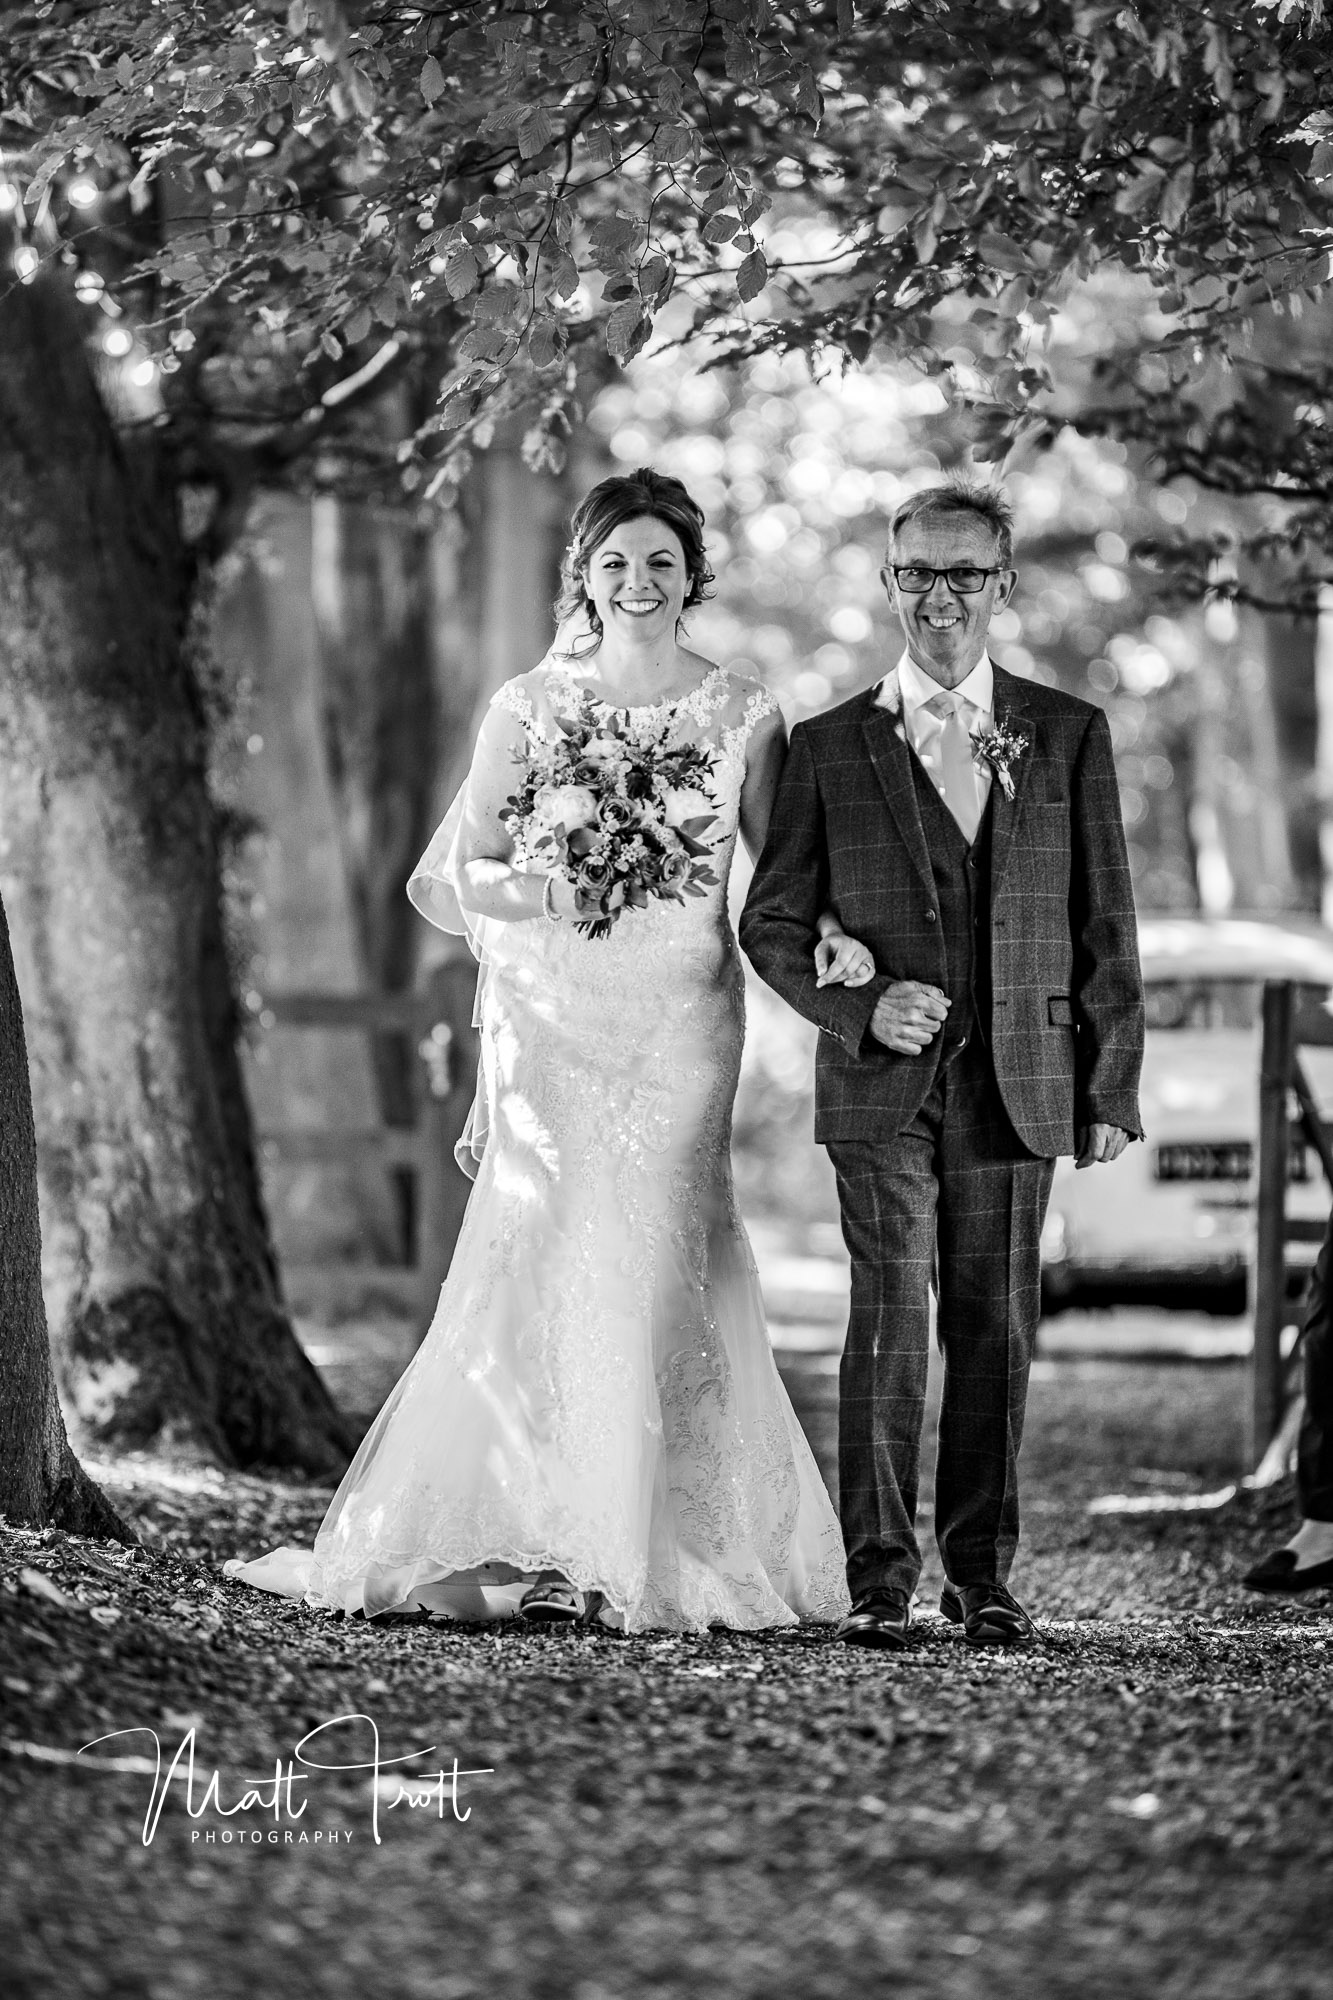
[{"x1": 739, "y1": 666, "x2": 1145, "y2": 1158}]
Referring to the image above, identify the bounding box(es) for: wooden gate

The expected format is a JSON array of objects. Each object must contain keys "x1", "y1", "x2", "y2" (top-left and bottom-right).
[
  {"x1": 1252, "y1": 979, "x2": 1333, "y2": 1467},
  {"x1": 254, "y1": 950, "x2": 480, "y2": 1334}
]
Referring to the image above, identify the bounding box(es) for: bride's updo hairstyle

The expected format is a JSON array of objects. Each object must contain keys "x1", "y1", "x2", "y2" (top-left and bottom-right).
[{"x1": 554, "y1": 467, "x2": 714, "y2": 642}]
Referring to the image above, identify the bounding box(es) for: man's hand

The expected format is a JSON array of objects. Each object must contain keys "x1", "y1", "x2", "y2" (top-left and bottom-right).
[
  {"x1": 1075, "y1": 1123, "x2": 1131, "y2": 1170},
  {"x1": 869, "y1": 982, "x2": 950, "y2": 1055}
]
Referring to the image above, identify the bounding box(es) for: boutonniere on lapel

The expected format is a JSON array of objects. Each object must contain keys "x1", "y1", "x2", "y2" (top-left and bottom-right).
[{"x1": 970, "y1": 722, "x2": 1029, "y2": 802}]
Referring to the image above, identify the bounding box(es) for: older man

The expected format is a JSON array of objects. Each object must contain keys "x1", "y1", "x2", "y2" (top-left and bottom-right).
[{"x1": 741, "y1": 479, "x2": 1145, "y2": 1649}]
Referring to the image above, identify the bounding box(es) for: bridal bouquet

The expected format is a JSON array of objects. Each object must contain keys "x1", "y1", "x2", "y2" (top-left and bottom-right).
[{"x1": 501, "y1": 693, "x2": 721, "y2": 939}]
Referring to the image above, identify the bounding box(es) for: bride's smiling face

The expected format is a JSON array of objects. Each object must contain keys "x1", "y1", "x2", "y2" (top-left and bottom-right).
[{"x1": 582, "y1": 515, "x2": 689, "y2": 642}]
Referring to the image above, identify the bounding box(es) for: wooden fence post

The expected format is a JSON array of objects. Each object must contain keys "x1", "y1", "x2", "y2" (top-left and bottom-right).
[
  {"x1": 414, "y1": 954, "x2": 481, "y2": 1335},
  {"x1": 1253, "y1": 980, "x2": 1295, "y2": 1466}
]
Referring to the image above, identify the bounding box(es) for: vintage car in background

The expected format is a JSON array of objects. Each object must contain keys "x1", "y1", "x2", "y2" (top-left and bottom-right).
[{"x1": 1040, "y1": 917, "x2": 1333, "y2": 1313}]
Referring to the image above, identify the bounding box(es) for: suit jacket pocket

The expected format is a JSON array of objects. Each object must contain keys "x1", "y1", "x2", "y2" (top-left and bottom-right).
[{"x1": 1048, "y1": 995, "x2": 1074, "y2": 1027}]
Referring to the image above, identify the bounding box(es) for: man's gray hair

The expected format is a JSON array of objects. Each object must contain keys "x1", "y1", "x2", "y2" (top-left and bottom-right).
[{"x1": 887, "y1": 478, "x2": 1015, "y2": 568}]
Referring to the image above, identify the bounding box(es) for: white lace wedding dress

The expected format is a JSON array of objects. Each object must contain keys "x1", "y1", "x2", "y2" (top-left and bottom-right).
[{"x1": 226, "y1": 663, "x2": 849, "y2": 1632}]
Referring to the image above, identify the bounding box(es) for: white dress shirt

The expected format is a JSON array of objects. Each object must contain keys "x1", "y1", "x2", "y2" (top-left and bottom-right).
[{"x1": 876, "y1": 651, "x2": 996, "y2": 824}]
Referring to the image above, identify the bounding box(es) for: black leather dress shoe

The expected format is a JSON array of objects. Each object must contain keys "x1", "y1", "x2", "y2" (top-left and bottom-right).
[
  {"x1": 835, "y1": 1590, "x2": 912, "y2": 1649},
  {"x1": 1242, "y1": 1547, "x2": 1333, "y2": 1594},
  {"x1": 940, "y1": 1581, "x2": 1036, "y2": 1648}
]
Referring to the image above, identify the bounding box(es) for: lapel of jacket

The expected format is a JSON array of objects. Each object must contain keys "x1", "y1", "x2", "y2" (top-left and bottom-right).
[
  {"x1": 987, "y1": 666, "x2": 1036, "y2": 897},
  {"x1": 859, "y1": 670, "x2": 936, "y2": 901}
]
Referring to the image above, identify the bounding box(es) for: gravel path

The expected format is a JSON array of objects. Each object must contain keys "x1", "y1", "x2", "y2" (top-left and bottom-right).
[{"x1": 3, "y1": 1356, "x2": 1330, "y2": 2000}]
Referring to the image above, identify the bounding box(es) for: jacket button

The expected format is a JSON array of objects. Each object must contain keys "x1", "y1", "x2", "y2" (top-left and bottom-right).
[{"x1": 925, "y1": 909, "x2": 937, "y2": 924}]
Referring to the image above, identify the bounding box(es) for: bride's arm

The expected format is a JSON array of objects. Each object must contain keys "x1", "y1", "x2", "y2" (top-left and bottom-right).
[
  {"x1": 739, "y1": 705, "x2": 874, "y2": 987},
  {"x1": 454, "y1": 700, "x2": 580, "y2": 924},
  {"x1": 737, "y1": 704, "x2": 789, "y2": 865}
]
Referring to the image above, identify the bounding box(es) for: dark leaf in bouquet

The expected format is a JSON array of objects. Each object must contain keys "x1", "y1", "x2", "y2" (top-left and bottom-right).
[{"x1": 566, "y1": 828, "x2": 599, "y2": 857}]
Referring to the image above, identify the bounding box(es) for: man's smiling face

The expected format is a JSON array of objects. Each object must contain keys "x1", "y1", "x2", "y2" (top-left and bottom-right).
[{"x1": 882, "y1": 512, "x2": 1014, "y2": 690}]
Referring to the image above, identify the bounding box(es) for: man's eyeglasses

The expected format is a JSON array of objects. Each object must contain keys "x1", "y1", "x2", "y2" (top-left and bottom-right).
[{"x1": 889, "y1": 565, "x2": 1008, "y2": 595}]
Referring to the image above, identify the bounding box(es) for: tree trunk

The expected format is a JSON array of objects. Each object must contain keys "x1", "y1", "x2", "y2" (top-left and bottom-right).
[
  {"x1": 0, "y1": 272, "x2": 354, "y2": 1474},
  {"x1": 0, "y1": 891, "x2": 128, "y2": 1535},
  {"x1": 1190, "y1": 601, "x2": 1237, "y2": 914},
  {"x1": 311, "y1": 496, "x2": 440, "y2": 1130}
]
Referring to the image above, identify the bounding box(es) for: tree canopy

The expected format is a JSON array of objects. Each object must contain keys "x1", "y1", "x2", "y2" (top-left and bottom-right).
[{"x1": 3, "y1": 0, "x2": 1332, "y2": 592}]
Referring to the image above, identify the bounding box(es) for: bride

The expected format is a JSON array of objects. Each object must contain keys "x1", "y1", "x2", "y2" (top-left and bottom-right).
[{"x1": 227, "y1": 469, "x2": 871, "y2": 1633}]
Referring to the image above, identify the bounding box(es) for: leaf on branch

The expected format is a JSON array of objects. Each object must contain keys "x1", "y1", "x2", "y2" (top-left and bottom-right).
[
  {"x1": 964, "y1": 402, "x2": 1017, "y2": 462},
  {"x1": 343, "y1": 305, "x2": 372, "y2": 345},
  {"x1": 653, "y1": 124, "x2": 695, "y2": 165},
  {"x1": 551, "y1": 254, "x2": 580, "y2": 299},
  {"x1": 837, "y1": 0, "x2": 855, "y2": 34},
  {"x1": 978, "y1": 230, "x2": 1029, "y2": 274},
  {"x1": 321, "y1": 330, "x2": 342, "y2": 360},
  {"x1": 702, "y1": 210, "x2": 740, "y2": 246},
  {"x1": 638, "y1": 254, "x2": 672, "y2": 305},
  {"x1": 519, "y1": 106, "x2": 555, "y2": 158},
  {"x1": 591, "y1": 215, "x2": 639, "y2": 252},
  {"x1": 473, "y1": 281, "x2": 521, "y2": 320},
  {"x1": 606, "y1": 298, "x2": 645, "y2": 360},
  {"x1": 458, "y1": 324, "x2": 510, "y2": 362},
  {"x1": 480, "y1": 103, "x2": 527, "y2": 135},
  {"x1": 657, "y1": 70, "x2": 685, "y2": 119},
  {"x1": 737, "y1": 247, "x2": 768, "y2": 302},
  {"x1": 528, "y1": 319, "x2": 561, "y2": 368},
  {"x1": 445, "y1": 246, "x2": 479, "y2": 299},
  {"x1": 796, "y1": 66, "x2": 822, "y2": 123},
  {"x1": 420, "y1": 56, "x2": 446, "y2": 103},
  {"x1": 117, "y1": 54, "x2": 134, "y2": 90}
]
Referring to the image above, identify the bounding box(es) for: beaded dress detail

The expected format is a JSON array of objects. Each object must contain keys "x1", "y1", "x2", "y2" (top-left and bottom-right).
[{"x1": 226, "y1": 664, "x2": 849, "y2": 1632}]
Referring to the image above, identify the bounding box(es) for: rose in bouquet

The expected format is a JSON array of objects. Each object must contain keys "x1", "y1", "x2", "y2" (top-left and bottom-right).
[{"x1": 501, "y1": 693, "x2": 721, "y2": 938}]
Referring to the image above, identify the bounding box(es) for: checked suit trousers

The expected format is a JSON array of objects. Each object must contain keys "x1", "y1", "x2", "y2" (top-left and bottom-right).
[{"x1": 827, "y1": 1040, "x2": 1056, "y2": 1601}]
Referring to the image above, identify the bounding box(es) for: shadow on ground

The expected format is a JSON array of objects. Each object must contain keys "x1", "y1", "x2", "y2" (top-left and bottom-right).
[{"x1": 2, "y1": 1349, "x2": 1330, "y2": 2000}]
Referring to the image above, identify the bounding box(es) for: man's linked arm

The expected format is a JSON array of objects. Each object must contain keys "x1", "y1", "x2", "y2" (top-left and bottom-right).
[
  {"x1": 1069, "y1": 704, "x2": 1146, "y2": 1137},
  {"x1": 739, "y1": 724, "x2": 886, "y2": 1054}
]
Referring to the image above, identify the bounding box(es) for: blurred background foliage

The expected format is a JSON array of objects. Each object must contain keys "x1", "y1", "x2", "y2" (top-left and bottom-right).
[{"x1": 591, "y1": 266, "x2": 1316, "y2": 924}]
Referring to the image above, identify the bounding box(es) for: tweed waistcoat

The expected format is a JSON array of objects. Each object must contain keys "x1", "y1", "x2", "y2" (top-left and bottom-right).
[{"x1": 909, "y1": 753, "x2": 994, "y2": 1060}]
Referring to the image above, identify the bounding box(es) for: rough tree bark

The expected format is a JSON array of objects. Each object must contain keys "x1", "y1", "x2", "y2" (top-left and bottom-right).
[
  {"x1": 310, "y1": 495, "x2": 440, "y2": 1132},
  {"x1": 0, "y1": 271, "x2": 354, "y2": 1476},
  {"x1": 0, "y1": 890, "x2": 127, "y2": 1535}
]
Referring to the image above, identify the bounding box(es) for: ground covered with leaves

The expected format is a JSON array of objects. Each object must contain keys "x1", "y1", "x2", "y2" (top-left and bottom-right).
[{"x1": 3, "y1": 1354, "x2": 1330, "y2": 2000}]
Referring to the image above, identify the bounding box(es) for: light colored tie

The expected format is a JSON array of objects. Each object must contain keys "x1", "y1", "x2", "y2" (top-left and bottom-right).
[{"x1": 924, "y1": 691, "x2": 982, "y2": 843}]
